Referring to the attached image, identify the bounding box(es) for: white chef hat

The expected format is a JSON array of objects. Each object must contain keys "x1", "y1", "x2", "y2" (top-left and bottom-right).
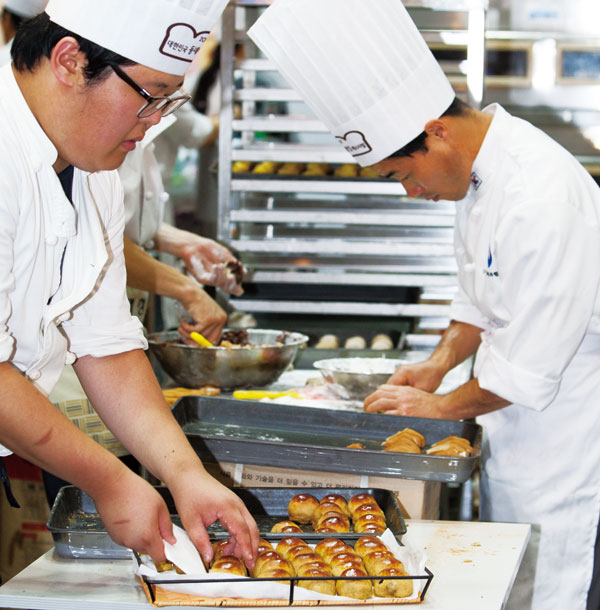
[
  {"x1": 45, "y1": 0, "x2": 229, "y2": 76},
  {"x1": 248, "y1": 0, "x2": 455, "y2": 166},
  {"x1": 4, "y1": 0, "x2": 48, "y2": 19}
]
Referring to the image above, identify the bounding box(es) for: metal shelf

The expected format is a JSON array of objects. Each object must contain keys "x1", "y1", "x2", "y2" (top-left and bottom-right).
[
  {"x1": 231, "y1": 144, "x2": 354, "y2": 164},
  {"x1": 230, "y1": 209, "x2": 455, "y2": 227}
]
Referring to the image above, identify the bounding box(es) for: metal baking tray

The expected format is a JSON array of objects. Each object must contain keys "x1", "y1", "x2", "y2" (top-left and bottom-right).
[
  {"x1": 47, "y1": 486, "x2": 406, "y2": 559},
  {"x1": 173, "y1": 397, "x2": 481, "y2": 484}
]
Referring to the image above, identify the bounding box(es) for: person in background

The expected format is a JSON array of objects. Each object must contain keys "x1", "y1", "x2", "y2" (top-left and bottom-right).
[
  {"x1": 0, "y1": 0, "x2": 258, "y2": 567},
  {"x1": 0, "y1": 0, "x2": 47, "y2": 65},
  {"x1": 249, "y1": 1, "x2": 600, "y2": 609}
]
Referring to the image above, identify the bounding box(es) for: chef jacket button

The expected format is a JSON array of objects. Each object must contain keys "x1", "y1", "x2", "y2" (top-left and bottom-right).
[
  {"x1": 29, "y1": 369, "x2": 41, "y2": 381},
  {"x1": 45, "y1": 234, "x2": 58, "y2": 246},
  {"x1": 160, "y1": 192, "x2": 169, "y2": 203},
  {"x1": 145, "y1": 191, "x2": 154, "y2": 200},
  {"x1": 65, "y1": 351, "x2": 76, "y2": 365}
]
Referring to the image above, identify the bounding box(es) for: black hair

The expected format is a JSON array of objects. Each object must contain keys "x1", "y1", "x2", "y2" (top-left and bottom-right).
[
  {"x1": 2, "y1": 8, "x2": 25, "y2": 32},
  {"x1": 388, "y1": 96, "x2": 470, "y2": 158},
  {"x1": 11, "y1": 13, "x2": 135, "y2": 85},
  {"x1": 191, "y1": 43, "x2": 221, "y2": 114}
]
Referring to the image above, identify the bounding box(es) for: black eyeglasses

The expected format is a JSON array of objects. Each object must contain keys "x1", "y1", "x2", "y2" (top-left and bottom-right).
[{"x1": 111, "y1": 64, "x2": 191, "y2": 118}]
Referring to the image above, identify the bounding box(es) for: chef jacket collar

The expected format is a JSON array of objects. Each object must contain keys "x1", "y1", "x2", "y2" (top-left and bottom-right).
[{"x1": 469, "y1": 103, "x2": 506, "y2": 198}]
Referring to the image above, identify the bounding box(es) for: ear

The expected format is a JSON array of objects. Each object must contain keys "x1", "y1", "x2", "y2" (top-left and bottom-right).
[
  {"x1": 423, "y1": 119, "x2": 449, "y2": 141},
  {"x1": 48, "y1": 37, "x2": 87, "y2": 88}
]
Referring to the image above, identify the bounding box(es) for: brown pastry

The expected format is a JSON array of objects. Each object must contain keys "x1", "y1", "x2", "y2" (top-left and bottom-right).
[
  {"x1": 288, "y1": 493, "x2": 320, "y2": 524},
  {"x1": 354, "y1": 513, "x2": 387, "y2": 534},
  {"x1": 276, "y1": 537, "x2": 309, "y2": 560},
  {"x1": 329, "y1": 551, "x2": 364, "y2": 575},
  {"x1": 354, "y1": 535, "x2": 388, "y2": 557},
  {"x1": 334, "y1": 163, "x2": 359, "y2": 178},
  {"x1": 315, "y1": 514, "x2": 351, "y2": 534},
  {"x1": 296, "y1": 565, "x2": 336, "y2": 596},
  {"x1": 352, "y1": 502, "x2": 385, "y2": 520},
  {"x1": 260, "y1": 567, "x2": 294, "y2": 584},
  {"x1": 211, "y1": 539, "x2": 232, "y2": 564},
  {"x1": 346, "y1": 443, "x2": 365, "y2": 449},
  {"x1": 315, "y1": 537, "x2": 347, "y2": 558},
  {"x1": 319, "y1": 493, "x2": 350, "y2": 517},
  {"x1": 320, "y1": 542, "x2": 353, "y2": 565},
  {"x1": 257, "y1": 539, "x2": 274, "y2": 554},
  {"x1": 426, "y1": 435, "x2": 473, "y2": 457},
  {"x1": 336, "y1": 566, "x2": 373, "y2": 599},
  {"x1": 210, "y1": 555, "x2": 247, "y2": 576},
  {"x1": 252, "y1": 550, "x2": 283, "y2": 577},
  {"x1": 153, "y1": 560, "x2": 174, "y2": 572},
  {"x1": 383, "y1": 428, "x2": 425, "y2": 449},
  {"x1": 383, "y1": 438, "x2": 422, "y2": 454},
  {"x1": 271, "y1": 520, "x2": 303, "y2": 534},
  {"x1": 373, "y1": 566, "x2": 413, "y2": 598},
  {"x1": 277, "y1": 162, "x2": 305, "y2": 175},
  {"x1": 348, "y1": 493, "x2": 378, "y2": 517}
]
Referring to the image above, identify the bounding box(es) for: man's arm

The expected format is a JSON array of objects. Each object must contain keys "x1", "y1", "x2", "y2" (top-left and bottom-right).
[
  {"x1": 123, "y1": 236, "x2": 226, "y2": 343},
  {"x1": 0, "y1": 361, "x2": 175, "y2": 562},
  {"x1": 74, "y1": 349, "x2": 259, "y2": 565}
]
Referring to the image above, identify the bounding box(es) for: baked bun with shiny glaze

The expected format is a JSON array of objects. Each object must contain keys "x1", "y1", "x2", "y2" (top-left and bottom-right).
[
  {"x1": 271, "y1": 520, "x2": 303, "y2": 533},
  {"x1": 336, "y1": 566, "x2": 373, "y2": 600},
  {"x1": 288, "y1": 493, "x2": 320, "y2": 524},
  {"x1": 354, "y1": 535, "x2": 388, "y2": 557},
  {"x1": 319, "y1": 493, "x2": 350, "y2": 517},
  {"x1": 373, "y1": 566, "x2": 413, "y2": 598},
  {"x1": 315, "y1": 538, "x2": 346, "y2": 558},
  {"x1": 210, "y1": 555, "x2": 247, "y2": 576},
  {"x1": 348, "y1": 493, "x2": 378, "y2": 517},
  {"x1": 276, "y1": 537, "x2": 309, "y2": 560},
  {"x1": 296, "y1": 565, "x2": 336, "y2": 596},
  {"x1": 354, "y1": 513, "x2": 387, "y2": 534},
  {"x1": 315, "y1": 514, "x2": 350, "y2": 533},
  {"x1": 257, "y1": 539, "x2": 274, "y2": 554}
]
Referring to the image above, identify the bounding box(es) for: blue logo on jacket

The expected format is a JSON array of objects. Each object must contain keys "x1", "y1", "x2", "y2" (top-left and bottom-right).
[{"x1": 484, "y1": 248, "x2": 499, "y2": 277}]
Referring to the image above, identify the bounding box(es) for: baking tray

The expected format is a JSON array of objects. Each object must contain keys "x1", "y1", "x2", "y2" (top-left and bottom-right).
[
  {"x1": 47, "y1": 486, "x2": 406, "y2": 559},
  {"x1": 173, "y1": 397, "x2": 481, "y2": 484}
]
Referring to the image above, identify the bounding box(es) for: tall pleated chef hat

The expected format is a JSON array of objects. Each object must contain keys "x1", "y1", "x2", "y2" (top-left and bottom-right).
[
  {"x1": 248, "y1": 0, "x2": 455, "y2": 167},
  {"x1": 45, "y1": 0, "x2": 229, "y2": 76},
  {"x1": 4, "y1": 0, "x2": 48, "y2": 18}
]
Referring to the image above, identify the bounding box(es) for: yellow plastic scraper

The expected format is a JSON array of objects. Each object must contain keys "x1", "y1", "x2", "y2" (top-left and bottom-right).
[
  {"x1": 233, "y1": 389, "x2": 302, "y2": 400},
  {"x1": 190, "y1": 331, "x2": 214, "y2": 347}
]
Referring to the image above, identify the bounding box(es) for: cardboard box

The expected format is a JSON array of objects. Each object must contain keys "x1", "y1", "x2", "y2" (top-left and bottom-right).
[
  {"x1": 0, "y1": 456, "x2": 53, "y2": 584},
  {"x1": 204, "y1": 462, "x2": 440, "y2": 520}
]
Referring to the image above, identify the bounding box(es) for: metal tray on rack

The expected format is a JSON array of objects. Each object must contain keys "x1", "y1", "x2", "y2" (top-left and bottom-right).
[
  {"x1": 47, "y1": 486, "x2": 406, "y2": 559},
  {"x1": 173, "y1": 397, "x2": 481, "y2": 484}
]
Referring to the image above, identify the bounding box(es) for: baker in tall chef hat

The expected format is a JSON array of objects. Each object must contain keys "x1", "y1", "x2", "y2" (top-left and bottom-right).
[
  {"x1": 0, "y1": 0, "x2": 260, "y2": 568},
  {"x1": 248, "y1": 0, "x2": 454, "y2": 169},
  {"x1": 251, "y1": 2, "x2": 600, "y2": 610}
]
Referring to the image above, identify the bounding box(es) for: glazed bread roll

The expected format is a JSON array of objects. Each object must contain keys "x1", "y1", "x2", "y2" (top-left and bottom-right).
[
  {"x1": 329, "y1": 551, "x2": 364, "y2": 575},
  {"x1": 354, "y1": 535, "x2": 388, "y2": 557},
  {"x1": 359, "y1": 166, "x2": 379, "y2": 179},
  {"x1": 252, "y1": 161, "x2": 281, "y2": 174},
  {"x1": 352, "y1": 502, "x2": 385, "y2": 520},
  {"x1": 210, "y1": 555, "x2": 247, "y2": 576},
  {"x1": 286, "y1": 543, "x2": 313, "y2": 563},
  {"x1": 211, "y1": 539, "x2": 232, "y2": 564},
  {"x1": 252, "y1": 550, "x2": 283, "y2": 577},
  {"x1": 276, "y1": 537, "x2": 309, "y2": 560},
  {"x1": 314, "y1": 537, "x2": 346, "y2": 558},
  {"x1": 271, "y1": 520, "x2": 303, "y2": 534},
  {"x1": 373, "y1": 566, "x2": 413, "y2": 598},
  {"x1": 315, "y1": 514, "x2": 351, "y2": 534},
  {"x1": 362, "y1": 550, "x2": 395, "y2": 574},
  {"x1": 334, "y1": 163, "x2": 359, "y2": 178},
  {"x1": 278, "y1": 162, "x2": 305, "y2": 175},
  {"x1": 257, "y1": 539, "x2": 274, "y2": 554},
  {"x1": 319, "y1": 494, "x2": 351, "y2": 517},
  {"x1": 253, "y1": 551, "x2": 294, "y2": 578},
  {"x1": 348, "y1": 493, "x2": 378, "y2": 517},
  {"x1": 232, "y1": 160, "x2": 252, "y2": 173},
  {"x1": 336, "y1": 566, "x2": 373, "y2": 600},
  {"x1": 354, "y1": 513, "x2": 387, "y2": 534},
  {"x1": 320, "y1": 542, "x2": 354, "y2": 565},
  {"x1": 296, "y1": 565, "x2": 336, "y2": 596},
  {"x1": 260, "y1": 567, "x2": 294, "y2": 584},
  {"x1": 288, "y1": 493, "x2": 320, "y2": 524},
  {"x1": 153, "y1": 560, "x2": 174, "y2": 572}
]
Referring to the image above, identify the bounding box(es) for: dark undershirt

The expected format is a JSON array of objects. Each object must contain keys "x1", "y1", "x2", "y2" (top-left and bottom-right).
[{"x1": 57, "y1": 165, "x2": 74, "y2": 202}]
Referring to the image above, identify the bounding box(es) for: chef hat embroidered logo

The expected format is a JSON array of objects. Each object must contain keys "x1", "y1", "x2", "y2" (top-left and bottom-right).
[
  {"x1": 336, "y1": 131, "x2": 372, "y2": 157},
  {"x1": 160, "y1": 23, "x2": 210, "y2": 63},
  {"x1": 45, "y1": 0, "x2": 229, "y2": 76},
  {"x1": 248, "y1": 0, "x2": 455, "y2": 167}
]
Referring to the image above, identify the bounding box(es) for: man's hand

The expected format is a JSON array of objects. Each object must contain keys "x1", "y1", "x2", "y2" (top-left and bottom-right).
[
  {"x1": 178, "y1": 288, "x2": 227, "y2": 345},
  {"x1": 385, "y1": 360, "x2": 447, "y2": 393},
  {"x1": 88, "y1": 467, "x2": 176, "y2": 564},
  {"x1": 364, "y1": 384, "x2": 445, "y2": 418},
  {"x1": 166, "y1": 469, "x2": 260, "y2": 570}
]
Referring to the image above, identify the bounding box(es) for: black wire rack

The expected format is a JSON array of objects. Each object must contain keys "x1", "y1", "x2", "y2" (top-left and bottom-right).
[{"x1": 134, "y1": 552, "x2": 434, "y2": 606}]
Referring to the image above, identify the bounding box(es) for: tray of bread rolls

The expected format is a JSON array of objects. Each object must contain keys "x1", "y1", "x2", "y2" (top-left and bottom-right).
[
  {"x1": 171, "y1": 397, "x2": 481, "y2": 484},
  {"x1": 230, "y1": 161, "x2": 385, "y2": 181}
]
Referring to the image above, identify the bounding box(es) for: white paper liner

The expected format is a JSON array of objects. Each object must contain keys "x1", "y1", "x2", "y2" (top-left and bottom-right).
[{"x1": 135, "y1": 529, "x2": 427, "y2": 603}]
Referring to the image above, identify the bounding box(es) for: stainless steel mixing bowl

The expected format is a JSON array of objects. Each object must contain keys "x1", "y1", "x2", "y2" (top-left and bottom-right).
[
  {"x1": 313, "y1": 357, "x2": 408, "y2": 400},
  {"x1": 148, "y1": 329, "x2": 308, "y2": 390}
]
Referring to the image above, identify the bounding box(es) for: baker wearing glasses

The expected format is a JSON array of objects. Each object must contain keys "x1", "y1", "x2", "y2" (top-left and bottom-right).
[{"x1": 0, "y1": 0, "x2": 259, "y2": 568}]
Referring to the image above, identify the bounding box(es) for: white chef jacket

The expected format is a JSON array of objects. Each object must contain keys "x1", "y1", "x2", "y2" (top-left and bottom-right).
[
  {"x1": 0, "y1": 64, "x2": 147, "y2": 454},
  {"x1": 450, "y1": 104, "x2": 600, "y2": 609}
]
